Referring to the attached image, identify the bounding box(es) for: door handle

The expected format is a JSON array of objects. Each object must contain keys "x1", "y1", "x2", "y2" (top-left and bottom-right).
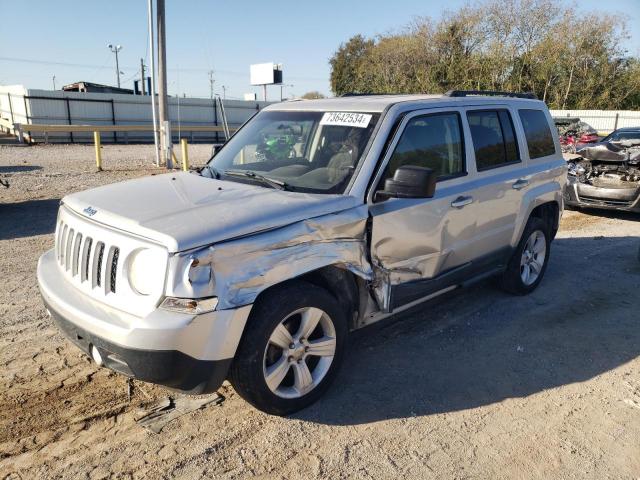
[
  {"x1": 512, "y1": 179, "x2": 530, "y2": 190},
  {"x1": 451, "y1": 196, "x2": 473, "y2": 209}
]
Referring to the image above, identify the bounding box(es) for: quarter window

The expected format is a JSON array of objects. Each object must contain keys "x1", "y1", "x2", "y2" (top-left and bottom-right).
[
  {"x1": 467, "y1": 110, "x2": 519, "y2": 170},
  {"x1": 518, "y1": 109, "x2": 556, "y2": 159},
  {"x1": 383, "y1": 112, "x2": 465, "y2": 182}
]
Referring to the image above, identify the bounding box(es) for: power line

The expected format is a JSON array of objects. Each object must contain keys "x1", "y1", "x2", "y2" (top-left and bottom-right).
[{"x1": 0, "y1": 56, "x2": 328, "y2": 81}]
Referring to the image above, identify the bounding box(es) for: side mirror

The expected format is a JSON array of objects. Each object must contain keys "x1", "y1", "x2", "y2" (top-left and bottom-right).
[
  {"x1": 375, "y1": 165, "x2": 436, "y2": 202},
  {"x1": 211, "y1": 142, "x2": 226, "y2": 157}
]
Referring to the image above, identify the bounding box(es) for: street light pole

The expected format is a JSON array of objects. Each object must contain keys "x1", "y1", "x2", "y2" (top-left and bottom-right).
[
  {"x1": 147, "y1": 0, "x2": 160, "y2": 167},
  {"x1": 156, "y1": 0, "x2": 172, "y2": 168},
  {"x1": 108, "y1": 44, "x2": 123, "y2": 88}
]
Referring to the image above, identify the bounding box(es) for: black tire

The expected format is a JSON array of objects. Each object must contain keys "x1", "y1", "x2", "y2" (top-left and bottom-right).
[
  {"x1": 228, "y1": 281, "x2": 348, "y2": 416},
  {"x1": 500, "y1": 217, "x2": 551, "y2": 295}
]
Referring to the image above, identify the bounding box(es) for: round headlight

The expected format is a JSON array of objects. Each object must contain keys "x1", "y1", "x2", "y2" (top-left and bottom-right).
[{"x1": 127, "y1": 248, "x2": 166, "y2": 295}]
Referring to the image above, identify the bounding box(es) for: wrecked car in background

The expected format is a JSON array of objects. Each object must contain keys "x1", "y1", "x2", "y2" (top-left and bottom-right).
[
  {"x1": 554, "y1": 117, "x2": 599, "y2": 153},
  {"x1": 565, "y1": 128, "x2": 640, "y2": 213},
  {"x1": 38, "y1": 91, "x2": 565, "y2": 415},
  {"x1": 597, "y1": 127, "x2": 640, "y2": 145}
]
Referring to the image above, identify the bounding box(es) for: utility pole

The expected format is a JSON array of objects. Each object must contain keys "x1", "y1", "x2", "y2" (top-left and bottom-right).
[
  {"x1": 140, "y1": 58, "x2": 146, "y2": 95},
  {"x1": 280, "y1": 84, "x2": 293, "y2": 101},
  {"x1": 147, "y1": 0, "x2": 160, "y2": 167},
  {"x1": 52, "y1": 75, "x2": 56, "y2": 90},
  {"x1": 208, "y1": 70, "x2": 215, "y2": 100},
  {"x1": 108, "y1": 44, "x2": 123, "y2": 88},
  {"x1": 156, "y1": 0, "x2": 172, "y2": 168}
]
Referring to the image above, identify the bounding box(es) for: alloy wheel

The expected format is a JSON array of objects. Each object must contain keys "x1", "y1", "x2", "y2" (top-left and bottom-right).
[
  {"x1": 520, "y1": 230, "x2": 546, "y2": 286},
  {"x1": 262, "y1": 307, "x2": 336, "y2": 399}
]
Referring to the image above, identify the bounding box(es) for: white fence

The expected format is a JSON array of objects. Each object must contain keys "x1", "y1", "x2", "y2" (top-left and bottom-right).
[
  {"x1": 2, "y1": 87, "x2": 637, "y2": 141},
  {"x1": 0, "y1": 85, "x2": 272, "y2": 143},
  {"x1": 549, "y1": 110, "x2": 640, "y2": 134}
]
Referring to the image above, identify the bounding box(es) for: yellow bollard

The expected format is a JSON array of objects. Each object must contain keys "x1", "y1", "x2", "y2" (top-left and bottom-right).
[
  {"x1": 180, "y1": 138, "x2": 189, "y2": 171},
  {"x1": 94, "y1": 131, "x2": 103, "y2": 171}
]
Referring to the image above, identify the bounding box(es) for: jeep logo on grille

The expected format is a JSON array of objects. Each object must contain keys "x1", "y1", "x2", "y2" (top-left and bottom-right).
[{"x1": 83, "y1": 206, "x2": 97, "y2": 217}]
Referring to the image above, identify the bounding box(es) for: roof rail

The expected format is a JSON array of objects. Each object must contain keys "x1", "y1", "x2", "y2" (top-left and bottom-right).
[
  {"x1": 340, "y1": 92, "x2": 386, "y2": 97},
  {"x1": 444, "y1": 90, "x2": 538, "y2": 100}
]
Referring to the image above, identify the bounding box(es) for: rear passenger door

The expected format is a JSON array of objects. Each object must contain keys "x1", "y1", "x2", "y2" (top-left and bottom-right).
[{"x1": 464, "y1": 107, "x2": 528, "y2": 260}]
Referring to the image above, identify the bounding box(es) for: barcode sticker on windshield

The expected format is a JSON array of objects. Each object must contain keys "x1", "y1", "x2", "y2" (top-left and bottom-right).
[{"x1": 320, "y1": 112, "x2": 372, "y2": 128}]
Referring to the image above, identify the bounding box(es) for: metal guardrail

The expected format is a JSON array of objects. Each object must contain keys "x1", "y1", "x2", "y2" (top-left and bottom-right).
[
  {"x1": 0, "y1": 120, "x2": 229, "y2": 171},
  {"x1": 3, "y1": 122, "x2": 237, "y2": 144}
]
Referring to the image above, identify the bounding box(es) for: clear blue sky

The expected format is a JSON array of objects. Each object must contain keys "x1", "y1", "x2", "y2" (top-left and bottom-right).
[{"x1": 1, "y1": 0, "x2": 639, "y2": 100}]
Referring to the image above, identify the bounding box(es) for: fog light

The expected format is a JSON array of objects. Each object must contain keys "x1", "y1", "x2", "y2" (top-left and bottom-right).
[{"x1": 90, "y1": 344, "x2": 103, "y2": 366}]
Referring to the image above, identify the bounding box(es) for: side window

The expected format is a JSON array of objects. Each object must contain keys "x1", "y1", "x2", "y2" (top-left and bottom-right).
[
  {"x1": 467, "y1": 110, "x2": 519, "y2": 171},
  {"x1": 383, "y1": 112, "x2": 465, "y2": 182},
  {"x1": 518, "y1": 109, "x2": 556, "y2": 159}
]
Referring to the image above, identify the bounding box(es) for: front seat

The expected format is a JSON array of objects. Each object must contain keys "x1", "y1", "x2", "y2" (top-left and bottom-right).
[{"x1": 326, "y1": 131, "x2": 361, "y2": 182}]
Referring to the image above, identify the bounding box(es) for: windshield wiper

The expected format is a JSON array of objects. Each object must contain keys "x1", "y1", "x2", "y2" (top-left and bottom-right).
[{"x1": 223, "y1": 169, "x2": 289, "y2": 191}]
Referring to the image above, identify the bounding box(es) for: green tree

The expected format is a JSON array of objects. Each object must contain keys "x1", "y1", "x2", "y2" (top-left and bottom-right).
[
  {"x1": 329, "y1": 35, "x2": 375, "y2": 95},
  {"x1": 301, "y1": 91, "x2": 326, "y2": 99},
  {"x1": 328, "y1": 0, "x2": 640, "y2": 109}
]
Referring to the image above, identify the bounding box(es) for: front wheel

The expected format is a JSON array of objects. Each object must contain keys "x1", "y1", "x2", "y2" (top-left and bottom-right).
[
  {"x1": 228, "y1": 282, "x2": 347, "y2": 415},
  {"x1": 501, "y1": 217, "x2": 550, "y2": 295}
]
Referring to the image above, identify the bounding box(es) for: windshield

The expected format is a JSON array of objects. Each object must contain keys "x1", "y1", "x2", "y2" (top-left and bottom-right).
[
  {"x1": 203, "y1": 110, "x2": 380, "y2": 193},
  {"x1": 603, "y1": 130, "x2": 640, "y2": 142}
]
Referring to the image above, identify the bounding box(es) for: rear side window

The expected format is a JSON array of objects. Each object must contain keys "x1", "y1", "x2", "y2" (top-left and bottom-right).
[
  {"x1": 518, "y1": 109, "x2": 556, "y2": 159},
  {"x1": 383, "y1": 112, "x2": 465, "y2": 181},
  {"x1": 467, "y1": 110, "x2": 519, "y2": 171}
]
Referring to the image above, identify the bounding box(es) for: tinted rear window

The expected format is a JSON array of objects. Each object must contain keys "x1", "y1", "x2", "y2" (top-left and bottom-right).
[
  {"x1": 467, "y1": 110, "x2": 519, "y2": 170},
  {"x1": 518, "y1": 109, "x2": 556, "y2": 159}
]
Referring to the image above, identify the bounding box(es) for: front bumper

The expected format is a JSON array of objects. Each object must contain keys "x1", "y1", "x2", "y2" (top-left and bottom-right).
[
  {"x1": 564, "y1": 176, "x2": 640, "y2": 213},
  {"x1": 37, "y1": 249, "x2": 251, "y2": 394}
]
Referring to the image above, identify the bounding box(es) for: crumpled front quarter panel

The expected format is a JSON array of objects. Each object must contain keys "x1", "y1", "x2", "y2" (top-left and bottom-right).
[{"x1": 210, "y1": 205, "x2": 372, "y2": 310}]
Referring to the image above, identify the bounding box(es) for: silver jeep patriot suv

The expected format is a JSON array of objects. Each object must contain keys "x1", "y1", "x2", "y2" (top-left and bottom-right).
[{"x1": 38, "y1": 91, "x2": 566, "y2": 415}]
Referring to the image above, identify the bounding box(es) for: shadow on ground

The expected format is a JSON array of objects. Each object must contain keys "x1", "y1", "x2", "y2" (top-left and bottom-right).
[
  {"x1": 0, "y1": 165, "x2": 42, "y2": 173},
  {"x1": 566, "y1": 206, "x2": 640, "y2": 222},
  {"x1": 0, "y1": 198, "x2": 59, "y2": 240},
  {"x1": 297, "y1": 234, "x2": 640, "y2": 425}
]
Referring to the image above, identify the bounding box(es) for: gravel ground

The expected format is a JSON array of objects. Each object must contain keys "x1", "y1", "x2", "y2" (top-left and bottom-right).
[{"x1": 1, "y1": 144, "x2": 640, "y2": 479}]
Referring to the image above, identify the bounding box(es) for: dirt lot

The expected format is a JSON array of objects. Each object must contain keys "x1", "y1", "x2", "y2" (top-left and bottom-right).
[{"x1": 1, "y1": 143, "x2": 639, "y2": 479}]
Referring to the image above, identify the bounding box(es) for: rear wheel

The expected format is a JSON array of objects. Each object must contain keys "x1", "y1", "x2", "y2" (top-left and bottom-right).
[
  {"x1": 228, "y1": 282, "x2": 347, "y2": 415},
  {"x1": 501, "y1": 217, "x2": 550, "y2": 295}
]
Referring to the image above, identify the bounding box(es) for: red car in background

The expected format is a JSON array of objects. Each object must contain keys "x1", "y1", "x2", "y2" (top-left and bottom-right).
[{"x1": 554, "y1": 117, "x2": 600, "y2": 153}]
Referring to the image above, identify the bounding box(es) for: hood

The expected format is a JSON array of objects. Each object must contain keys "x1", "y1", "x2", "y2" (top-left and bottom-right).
[
  {"x1": 578, "y1": 142, "x2": 640, "y2": 163},
  {"x1": 63, "y1": 172, "x2": 361, "y2": 252}
]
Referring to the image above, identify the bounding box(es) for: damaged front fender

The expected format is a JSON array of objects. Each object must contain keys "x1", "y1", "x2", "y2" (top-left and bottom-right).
[{"x1": 166, "y1": 205, "x2": 373, "y2": 310}]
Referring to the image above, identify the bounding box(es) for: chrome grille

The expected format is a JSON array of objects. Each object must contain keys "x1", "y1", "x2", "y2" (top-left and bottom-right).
[
  {"x1": 109, "y1": 247, "x2": 120, "y2": 293},
  {"x1": 82, "y1": 237, "x2": 92, "y2": 282},
  {"x1": 95, "y1": 242, "x2": 105, "y2": 287},
  {"x1": 54, "y1": 205, "x2": 168, "y2": 318},
  {"x1": 56, "y1": 221, "x2": 118, "y2": 295}
]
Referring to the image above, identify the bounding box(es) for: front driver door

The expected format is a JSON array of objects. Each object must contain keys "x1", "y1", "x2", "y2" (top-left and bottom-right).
[{"x1": 368, "y1": 108, "x2": 479, "y2": 311}]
